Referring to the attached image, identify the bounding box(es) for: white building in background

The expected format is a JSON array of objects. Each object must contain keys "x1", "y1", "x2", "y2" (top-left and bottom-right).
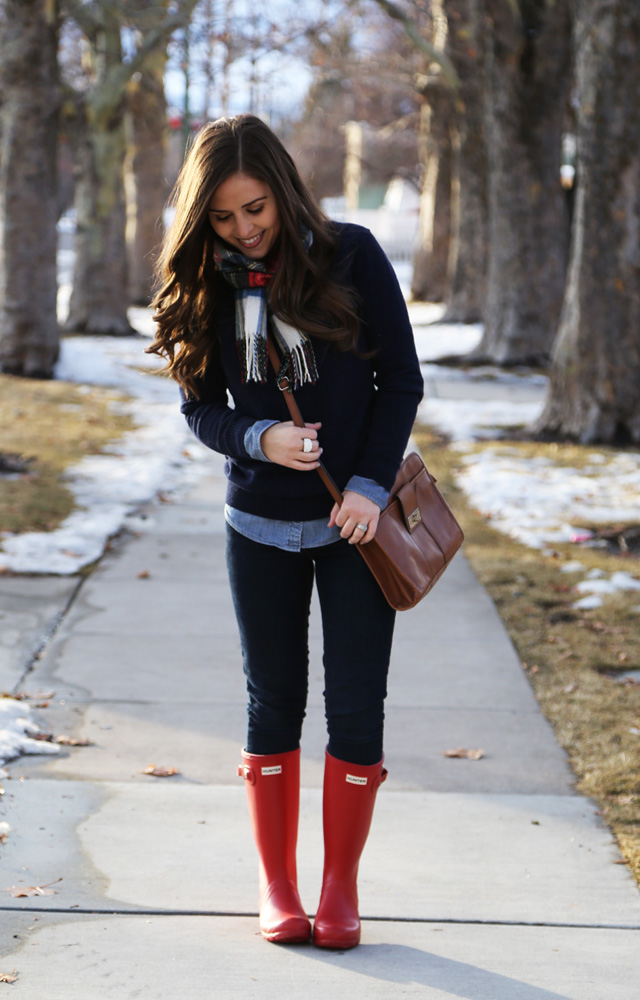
[{"x1": 322, "y1": 177, "x2": 420, "y2": 263}]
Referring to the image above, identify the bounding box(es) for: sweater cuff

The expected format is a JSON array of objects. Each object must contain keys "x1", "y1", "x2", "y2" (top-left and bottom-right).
[
  {"x1": 344, "y1": 475, "x2": 389, "y2": 510},
  {"x1": 244, "y1": 419, "x2": 279, "y2": 462}
]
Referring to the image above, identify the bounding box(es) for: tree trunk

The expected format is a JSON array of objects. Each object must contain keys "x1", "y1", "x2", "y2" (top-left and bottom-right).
[
  {"x1": 125, "y1": 49, "x2": 169, "y2": 305},
  {"x1": 443, "y1": 0, "x2": 487, "y2": 322},
  {"x1": 411, "y1": 80, "x2": 452, "y2": 302},
  {"x1": 65, "y1": 12, "x2": 134, "y2": 335},
  {"x1": 536, "y1": 0, "x2": 640, "y2": 444},
  {"x1": 0, "y1": 0, "x2": 59, "y2": 377},
  {"x1": 472, "y1": 0, "x2": 572, "y2": 365}
]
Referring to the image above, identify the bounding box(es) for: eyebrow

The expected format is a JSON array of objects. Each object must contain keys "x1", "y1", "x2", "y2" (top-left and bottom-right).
[{"x1": 209, "y1": 195, "x2": 267, "y2": 213}]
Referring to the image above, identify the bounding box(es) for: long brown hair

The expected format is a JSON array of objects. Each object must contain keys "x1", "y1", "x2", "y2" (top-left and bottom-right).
[{"x1": 148, "y1": 115, "x2": 360, "y2": 397}]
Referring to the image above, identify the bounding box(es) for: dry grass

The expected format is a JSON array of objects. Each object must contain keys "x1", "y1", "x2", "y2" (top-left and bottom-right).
[
  {"x1": 414, "y1": 425, "x2": 640, "y2": 885},
  {"x1": 0, "y1": 374, "x2": 134, "y2": 536}
]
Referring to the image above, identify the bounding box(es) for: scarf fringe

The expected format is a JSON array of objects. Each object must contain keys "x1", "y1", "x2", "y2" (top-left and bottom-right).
[
  {"x1": 271, "y1": 316, "x2": 319, "y2": 390},
  {"x1": 214, "y1": 233, "x2": 318, "y2": 389}
]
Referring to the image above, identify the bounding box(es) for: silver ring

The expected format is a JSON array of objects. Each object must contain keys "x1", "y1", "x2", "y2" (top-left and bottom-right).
[
  {"x1": 302, "y1": 437, "x2": 313, "y2": 453},
  {"x1": 356, "y1": 523, "x2": 368, "y2": 533}
]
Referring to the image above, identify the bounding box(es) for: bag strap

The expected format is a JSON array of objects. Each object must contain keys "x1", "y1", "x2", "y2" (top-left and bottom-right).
[{"x1": 266, "y1": 334, "x2": 343, "y2": 506}]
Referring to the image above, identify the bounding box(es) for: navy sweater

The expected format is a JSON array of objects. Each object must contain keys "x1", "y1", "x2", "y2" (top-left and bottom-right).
[{"x1": 180, "y1": 223, "x2": 424, "y2": 521}]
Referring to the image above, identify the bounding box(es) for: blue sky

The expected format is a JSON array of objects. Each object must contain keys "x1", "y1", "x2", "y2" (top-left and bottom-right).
[{"x1": 163, "y1": 0, "x2": 326, "y2": 123}]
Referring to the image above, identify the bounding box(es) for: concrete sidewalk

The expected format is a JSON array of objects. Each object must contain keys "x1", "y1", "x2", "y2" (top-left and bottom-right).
[{"x1": 1, "y1": 450, "x2": 639, "y2": 998}]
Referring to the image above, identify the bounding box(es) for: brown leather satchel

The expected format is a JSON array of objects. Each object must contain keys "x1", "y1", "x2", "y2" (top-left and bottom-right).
[{"x1": 266, "y1": 338, "x2": 464, "y2": 611}]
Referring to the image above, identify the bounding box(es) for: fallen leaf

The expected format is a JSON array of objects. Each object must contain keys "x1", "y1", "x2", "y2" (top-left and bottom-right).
[
  {"x1": 141, "y1": 765, "x2": 181, "y2": 778},
  {"x1": 614, "y1": 859, "x2": 630, "y2": 865},
  {"x1": 136, "y1": 570, "x2": 151, "y2": 579},
  {"x1": 55, "y1": 735, "x2": 93, "y2": 747},
  {"x1": 558, "y1": 650, "x2": 576, "y2": 661},
  {"x1": 3, "y1": 878, "x2": 62, "y2": 898},
  {"x1": 31, "y1": 732, "x2": 54, "y2": 742},
  {"x1": 443, "y1": 747, "x2": 485, "y2": 760},
  {"x1": 0, "y1": 823, "x2": 9, "y2": 844},
  {"x1": 0, "y1": 972, "x2": 18, "y2": 983}
]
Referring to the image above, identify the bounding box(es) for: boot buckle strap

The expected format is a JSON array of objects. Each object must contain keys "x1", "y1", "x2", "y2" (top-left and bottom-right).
[
  {"x1": 373, "y1": 767, "x2": 388, "y2": 792},
  {"x1": 237, "y1": 763, "x2": 256, "y2": 785}
]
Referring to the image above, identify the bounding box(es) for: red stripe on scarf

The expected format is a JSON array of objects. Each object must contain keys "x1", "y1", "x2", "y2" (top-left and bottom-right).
[{"x1": 247, "y1": 272, "x2": 271, "y2": 288}]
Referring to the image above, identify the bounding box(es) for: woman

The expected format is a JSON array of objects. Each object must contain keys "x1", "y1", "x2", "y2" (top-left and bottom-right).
[{"x1": 149, "y1": 114, "x2": 423, "y2": 949}]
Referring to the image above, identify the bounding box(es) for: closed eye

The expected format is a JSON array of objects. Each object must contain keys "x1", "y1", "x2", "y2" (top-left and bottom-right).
[
  {"x1": 247, "y1": 206, "x2": 264, "y2": 215},
  {"x1": 210, "y1": 212, "x2": 231, "y2": 222}
]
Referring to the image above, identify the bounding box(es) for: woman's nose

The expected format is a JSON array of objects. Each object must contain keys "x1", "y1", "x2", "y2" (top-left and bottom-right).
[{"x1": 235, "y1": 214, "x2": 254, "y2": 237}]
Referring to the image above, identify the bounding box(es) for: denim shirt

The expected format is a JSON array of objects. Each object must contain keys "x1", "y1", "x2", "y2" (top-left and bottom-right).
[{"x1": 224, "y1": 420, "x2": 389, "y2": 552}]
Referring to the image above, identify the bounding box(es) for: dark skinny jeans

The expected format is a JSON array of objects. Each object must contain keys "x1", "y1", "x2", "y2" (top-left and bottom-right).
[{"x1": 225, "y1": 523, "x2": 396, "y2": 765}]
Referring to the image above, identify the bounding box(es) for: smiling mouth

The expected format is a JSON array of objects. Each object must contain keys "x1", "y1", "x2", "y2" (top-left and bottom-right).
[{"x1": 237, "y1": 232, "x2": 264, "y2": 249}]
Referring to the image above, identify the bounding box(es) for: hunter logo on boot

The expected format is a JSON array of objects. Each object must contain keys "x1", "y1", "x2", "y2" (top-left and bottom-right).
[
  {"x1": 261, "y1": 765, "x2": 283, "y2": 775},
  {"x1": 346, "y1": 774, "x2": 367, "y2": 786}
]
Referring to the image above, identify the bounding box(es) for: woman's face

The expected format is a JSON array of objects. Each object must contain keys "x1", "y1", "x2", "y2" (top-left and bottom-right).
[{"x1": 208, "y1": 172, "x2": 281, "y2": 258}]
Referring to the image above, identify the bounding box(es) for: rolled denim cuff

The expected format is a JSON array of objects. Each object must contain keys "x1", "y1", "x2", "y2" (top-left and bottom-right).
[
  {"x1": 244, "y1": 419, "x2": 279, "y2": 462},
  {"x1": 344, "y1": 475, "x2": 389, "y2": 510}
]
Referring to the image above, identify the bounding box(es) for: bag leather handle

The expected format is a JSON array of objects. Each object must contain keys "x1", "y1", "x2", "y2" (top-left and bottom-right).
[{"x1": 266, "y1": 335, "x2": 344, "y2": 506}]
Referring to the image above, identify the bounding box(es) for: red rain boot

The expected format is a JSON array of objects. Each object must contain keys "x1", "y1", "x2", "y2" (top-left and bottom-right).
[
  {"x1": 313, "y1": 750, "x2": 387, "y2": 949},
  {"x1": 238, "y1": 748, "x2": 311, "y2": 943}
]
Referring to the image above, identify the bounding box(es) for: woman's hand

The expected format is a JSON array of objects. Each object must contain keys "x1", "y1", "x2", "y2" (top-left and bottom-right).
[
  {"x1": 261, "y1": 421, "x2": 323, "y2": 470},
  {"x1": 329, "y1": 491, "x2": 380, "y2": 545}
]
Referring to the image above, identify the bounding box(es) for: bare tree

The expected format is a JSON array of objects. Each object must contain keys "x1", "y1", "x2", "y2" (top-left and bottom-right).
[
  {"x1": 124, "y1": 1, "x2": 173, "y2": 305},
  {"x1": 291, "y1": 7, "x2": 421, "y2": 200},
  {"x1": 442, "y1": 0, "x2": 487, "y2": 322},
  {"x1": 63, "y1": 0, "x2": 198, "y2": 335},
  {"x1": 411, "y1": 63, "x2": 453, "y2": 302},
  {"x1": 472, "y1": 0, "x2": 573, "y2": 365},
  {"x1": 125, "y1": 52, "x2": 168, "y2": 305},
  {"x1": 0, "y1": 0, "x2": 60, "y2": 377},
  {"x1": 537, "y1": 0, "x2": 640, "y2": 444}
]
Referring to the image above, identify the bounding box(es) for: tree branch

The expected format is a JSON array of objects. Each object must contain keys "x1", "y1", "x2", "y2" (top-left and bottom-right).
[
  {"x1": 370, "y1": 0, "x2": 459, "y2": 88},
  {"x1": 92, "y1": 0, "x2": 199, "y2": 119},
  {"x1": 61, "y1": 0, "x2": 101, "y2": 40}
]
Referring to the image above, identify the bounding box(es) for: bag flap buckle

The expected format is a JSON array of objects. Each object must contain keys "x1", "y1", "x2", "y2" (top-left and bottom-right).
[
  {"x1": 407, "y1": 507, "x2": 422, "y2": 530},
  {"x1": 397, "y1": 483, "x2": 422, "y2": 533}
]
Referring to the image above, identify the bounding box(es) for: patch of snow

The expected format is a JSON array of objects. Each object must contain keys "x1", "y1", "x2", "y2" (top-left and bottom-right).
[
  {"x1": 619, "y1": 671, "x2": 640, "y2": 684},
  {"x1": 573, "y1": 595, "x2": 604, "y2": 611},
  {"x1": 610, "y1": 571, "x2": 640, "y2": 591},
  {"x1": 575, "y1": 579, "x2": 621, "y2": 596},
  {"x1": 0, "y1": 698, "x2": 60, "y2": 767},
  {"x1": 454, "y1": 448, "x2": 640, "y2": 551},
  {"x1": 414, "y1": 321, "x2": 483, "y2": 362},
  {"x1": 419, "y1": 397, "x2": 545, "y2": 442},
  {"x1": 408, "y1": 306, "x2": 640, "y2": 576},
  {"x1": 560, "y1": 561, "x2": 585, "y2": 574},
  {"x1": 0, "y1": 313, "x2": 211, "y2": 575}
]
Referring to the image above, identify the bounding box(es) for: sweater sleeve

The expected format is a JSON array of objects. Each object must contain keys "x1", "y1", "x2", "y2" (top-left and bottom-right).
[
  {"x1": 349, "y1": 230, "x2": 424, "y2": 489},
  {"x1": 179, "y1": 345, "x2": 255, "y2": 459}
]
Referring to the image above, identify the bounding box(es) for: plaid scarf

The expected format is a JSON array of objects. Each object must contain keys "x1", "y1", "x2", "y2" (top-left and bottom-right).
[{"x1": 213, "y1": 229, "x2": 318, "y2": 391}]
